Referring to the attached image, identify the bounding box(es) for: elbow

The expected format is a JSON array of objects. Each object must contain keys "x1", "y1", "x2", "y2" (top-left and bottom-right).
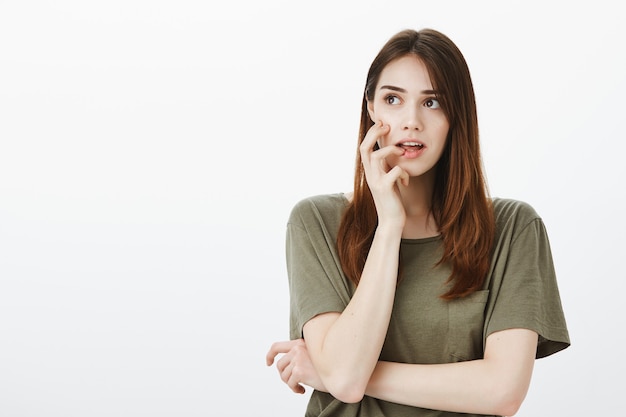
[
  {"x1": 490, "y1": 382, "x2": 528, "y2": 416},
  {"x1": 493, "y1": 398, "x2": 523, "y2": 417},
  {"x1": 334, "y1": 391, "x2": 365, "y2": 404},
  {"x1": 324, "y1": 377, "x2": 368, "y2": 404}
]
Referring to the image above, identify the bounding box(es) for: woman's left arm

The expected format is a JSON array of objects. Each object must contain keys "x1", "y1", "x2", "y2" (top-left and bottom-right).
[
  {"x1": 267, "y1": 327, "x2": 537, "y2": 416},
  {"x1": 366, "y1": 328, "x2": 538, "y2": 416}
]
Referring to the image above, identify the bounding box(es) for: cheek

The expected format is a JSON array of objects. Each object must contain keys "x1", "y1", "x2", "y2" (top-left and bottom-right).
[
  {"x1": 380, "y1": 124, "x2": 398, "y2": 147},
  {"x1": 432, "y1": 117, "x2": 450, "y2": 139},
  {"x1": 378, "y1": 113, "x2": 400, "y2": 135},
  {"x1": 438, "y1": 113, "x2": 450, "y2": 129},
  {"x1": 438, "y1": 124, "x2": 450, "y2": 139}
]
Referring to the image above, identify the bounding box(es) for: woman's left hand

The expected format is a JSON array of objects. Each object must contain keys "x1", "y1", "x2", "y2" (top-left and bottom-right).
[{"x1": 266, "y1": 339, "x2": 327, "y2": 394}]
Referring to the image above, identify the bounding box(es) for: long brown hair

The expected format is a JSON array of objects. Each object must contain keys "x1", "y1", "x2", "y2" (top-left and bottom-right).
[{"x1": 337, "y1": 28, "x2": 495, "y2": 300}]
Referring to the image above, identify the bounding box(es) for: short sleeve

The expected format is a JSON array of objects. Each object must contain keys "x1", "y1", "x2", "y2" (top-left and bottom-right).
[
  {"x1": 485, "y1": 213, "x2": 570, "y2": 358},
  {"x1": 286, "y1": 197, "x2": 353, "y2": 340}
]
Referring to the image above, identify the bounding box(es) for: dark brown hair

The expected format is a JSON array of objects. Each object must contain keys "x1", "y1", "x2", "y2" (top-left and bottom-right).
[{"x1": 337, "y1": 28, "x2": 495, "y2": 300}]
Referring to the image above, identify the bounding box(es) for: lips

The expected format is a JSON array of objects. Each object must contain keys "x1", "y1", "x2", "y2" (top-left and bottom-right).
[
  {"x1": 396, "y1": 140, "x2": 425, "y2": 151},
  {"x1": 394, "y1": 139, "x2": 426, "y2": 159}
]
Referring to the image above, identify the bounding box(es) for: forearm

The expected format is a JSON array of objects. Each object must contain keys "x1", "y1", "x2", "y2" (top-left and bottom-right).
[
  {"x1": 367, "y1": 360, "x2": 506, "y2": 415},
  {"x1": 365, "y1": 329, "x2": 537, "y2": 416},
  {"x1": 306, "y1": 224, "x2": 402, "y2": 401}
]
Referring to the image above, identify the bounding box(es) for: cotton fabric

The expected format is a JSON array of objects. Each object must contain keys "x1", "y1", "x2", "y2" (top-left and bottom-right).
[{"x1": 286, "y1": 193, "x2": 570, "y2": 417}]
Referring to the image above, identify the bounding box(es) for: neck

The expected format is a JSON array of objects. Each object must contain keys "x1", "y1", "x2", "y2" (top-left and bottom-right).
[{"x1": 398, "y1": 171, "x2": 439, "y2": 239}]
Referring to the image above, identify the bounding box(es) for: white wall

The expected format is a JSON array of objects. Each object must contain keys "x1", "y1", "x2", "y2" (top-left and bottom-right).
[{"x1": 1, "y1": 1, "x2": 624, "y2": 415}]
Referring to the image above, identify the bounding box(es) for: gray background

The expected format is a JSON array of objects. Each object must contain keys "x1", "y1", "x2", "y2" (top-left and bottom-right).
[{"x1": 1, "y1": 0, "x2": 624, "y2": 415}]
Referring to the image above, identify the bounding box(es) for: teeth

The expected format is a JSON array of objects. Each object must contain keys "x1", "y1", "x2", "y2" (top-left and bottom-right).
[{"x1": 398, "y1": 142, "x2": 423, "y2": 148}]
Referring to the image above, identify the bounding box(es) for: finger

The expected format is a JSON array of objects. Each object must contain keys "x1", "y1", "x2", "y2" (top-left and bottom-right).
[
  {"x1": 287, "y1": 376, "x2": 306, "y2": 394},
  {"x1": 275, "y1": 350, "x2": 292, "y2": 374},
  {"x1": 387, "y1": 165, "x2": 410, "y2": 187},
  {"x1": 361, "y1": 121, "x2": 389, "y2": 152},
  {"x1": 360, "y1": 122, "x2": 390, "y2": 163},
  {"x1": 286, "y1": 363, "x2": 307, "y2": 394},
  {"x1": 400, "y1": 170, "x2": 410, "y2": 187},
  {"x1": 367, "y1": 146, "x2": 405, "y2": 180},
  {"x1": 266, "y1": 340, "x2": 298, "y2": 366},
  {"x1": 275, "y1": 354, "x2": 306, "y2": 394},
  {"x1": 275, "y1": 339, "x2": 306, "y2": 373},
  {"x1": 281, "y1": 361, "x2": 306, "y2": 394},
  {"x1": 370, "y1": 145, "x2": 404, "y2": 168}
]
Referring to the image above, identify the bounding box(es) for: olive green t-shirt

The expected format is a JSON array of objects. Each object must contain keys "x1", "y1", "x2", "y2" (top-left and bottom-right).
[{"x1": 286, "y1": 193, "x2": 570, "y2": 417}]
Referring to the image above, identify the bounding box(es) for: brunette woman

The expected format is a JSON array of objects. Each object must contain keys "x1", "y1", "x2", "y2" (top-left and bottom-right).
[{"x1": 266, "y1": 28, "x2": 569, "y2": 417}]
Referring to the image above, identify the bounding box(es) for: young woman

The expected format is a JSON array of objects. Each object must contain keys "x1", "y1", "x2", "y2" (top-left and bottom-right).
[{"x1": 266, "y1": 28, "x2": 569, "y2": 417}]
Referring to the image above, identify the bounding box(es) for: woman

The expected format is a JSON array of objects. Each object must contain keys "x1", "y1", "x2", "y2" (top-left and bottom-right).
[{"x1": 266, "y1": 28, "x2": 569, "y2": 416}]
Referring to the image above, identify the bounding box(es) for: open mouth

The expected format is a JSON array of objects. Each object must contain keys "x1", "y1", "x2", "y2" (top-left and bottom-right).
[{"x1": 396, "y1": 141, "x2": 424, "y2": 151}]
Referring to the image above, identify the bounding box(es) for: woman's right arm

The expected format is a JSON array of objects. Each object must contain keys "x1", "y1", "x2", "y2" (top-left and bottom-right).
[
  {"x1": 302, "y1": 224, "x2": 401, "y2": 402},
  {"x1": 267, "y1": 329, "x2": 537, "y2": 416},
  {"x1": 297, "y1": 122, "x2": 408, "y2": 403}
]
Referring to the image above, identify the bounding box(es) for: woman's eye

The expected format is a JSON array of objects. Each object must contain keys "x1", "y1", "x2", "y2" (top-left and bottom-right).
[
  {"x1": 425, "y1": 98, "x2": 440, "y2": 109},
  {"x1": 385, "y1": 95, "x2": 400, "y2": 105}
]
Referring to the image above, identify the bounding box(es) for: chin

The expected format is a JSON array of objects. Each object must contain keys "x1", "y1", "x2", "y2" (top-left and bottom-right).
[{"x1": 404, "y1": 164, "x2": 437, "y2": 179}]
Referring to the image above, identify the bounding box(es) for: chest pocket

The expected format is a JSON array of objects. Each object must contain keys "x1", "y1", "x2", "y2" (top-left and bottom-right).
[{"x1": 447, "y1": 289, "x2": 490, "y2": 361}]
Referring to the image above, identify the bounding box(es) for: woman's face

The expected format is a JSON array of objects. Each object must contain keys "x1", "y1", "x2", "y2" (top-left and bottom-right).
[{"x1": 367, "y1": 55, "x2": 450, "y2": 178}]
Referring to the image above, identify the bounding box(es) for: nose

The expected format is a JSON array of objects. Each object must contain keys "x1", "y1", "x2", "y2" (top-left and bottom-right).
[{"x1": 403, "y1": 105, "x2": 422, "y2": 131}]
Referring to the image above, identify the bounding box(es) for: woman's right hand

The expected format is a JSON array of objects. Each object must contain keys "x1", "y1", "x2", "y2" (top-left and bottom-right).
[{"x1": 360, "y1": 121, "x2": 409, "y2": 229}]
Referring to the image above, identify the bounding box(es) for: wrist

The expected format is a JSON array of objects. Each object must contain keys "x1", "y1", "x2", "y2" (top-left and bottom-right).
[{"x1": 375, "y1": 219, "x2": 404, "y2": 239}]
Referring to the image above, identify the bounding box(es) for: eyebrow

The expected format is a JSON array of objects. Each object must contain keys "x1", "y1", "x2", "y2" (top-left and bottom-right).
[{"x1": 379, "y1": 85, "x2": 439, "y2": 95}]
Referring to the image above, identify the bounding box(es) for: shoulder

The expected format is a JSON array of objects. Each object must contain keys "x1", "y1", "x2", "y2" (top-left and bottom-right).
[
  {"x1": 492, "y1": 197, "x2": 540, "y2": 222},
  {"x1": 288, "y1": 193, "x2": 349, "y2": 227},
  {"x1": 491, "y1": 197, "x2": 544, "y2": 239}
]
